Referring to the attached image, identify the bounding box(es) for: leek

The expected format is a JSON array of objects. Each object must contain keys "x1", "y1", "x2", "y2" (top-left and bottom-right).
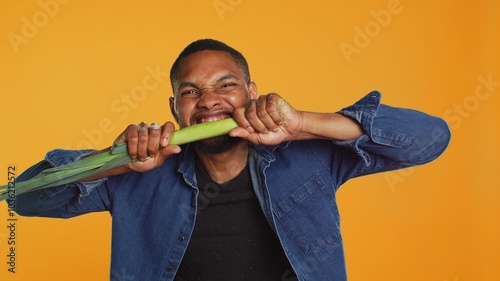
[{"x1": 0, "y1": 118, "x2": 238, "y2": 202}]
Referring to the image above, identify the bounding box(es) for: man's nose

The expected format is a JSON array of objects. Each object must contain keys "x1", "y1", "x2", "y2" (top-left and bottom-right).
[{"x1": 197, "y1": 89, "x2": 221, "y2": 109}]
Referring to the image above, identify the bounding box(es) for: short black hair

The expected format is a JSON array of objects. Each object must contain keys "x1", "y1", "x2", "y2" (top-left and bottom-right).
[{"x1": 169, "y1": 39, "x2": 251, "y2": 93}]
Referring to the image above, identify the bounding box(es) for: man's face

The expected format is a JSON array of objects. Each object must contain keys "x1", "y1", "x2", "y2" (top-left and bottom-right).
[
  {"x1": 169, "y1": 50, "x2": 257, "y2": 153},
  {"x1": 170, "y1": 50, "x2": 256, "y2": 128}
]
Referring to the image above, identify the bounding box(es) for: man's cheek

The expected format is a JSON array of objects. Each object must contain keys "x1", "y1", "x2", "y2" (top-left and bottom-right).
[{"x1": 227, "y1": 92, "x2": 250, "y2": 108}]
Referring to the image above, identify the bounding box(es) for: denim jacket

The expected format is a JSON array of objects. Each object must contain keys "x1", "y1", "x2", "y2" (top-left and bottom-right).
[{"x1": 15, "y1": 91, "x2": 451, "y2": 280}]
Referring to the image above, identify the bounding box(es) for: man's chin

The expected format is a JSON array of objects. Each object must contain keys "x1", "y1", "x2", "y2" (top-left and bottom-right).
[{"x1": 193, "y1": 135, "x2": 242, "y2": 154}]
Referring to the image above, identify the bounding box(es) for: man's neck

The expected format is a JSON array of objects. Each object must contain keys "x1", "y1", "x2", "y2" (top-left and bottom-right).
[{"x1": 195, "y1": 141, "x2": 249, "y2": 184}]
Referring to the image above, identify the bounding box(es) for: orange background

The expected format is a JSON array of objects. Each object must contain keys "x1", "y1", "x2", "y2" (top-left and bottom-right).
[{"x1": 1, "y1": 0, "x2": 499, "y2": 280}]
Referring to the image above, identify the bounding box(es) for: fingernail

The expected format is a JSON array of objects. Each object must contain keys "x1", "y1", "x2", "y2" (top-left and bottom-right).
[
  {"x1": 161, "y1": 137, "x2": 168, "y2": 146},
  {"x1": 149, "y1": 123, "x2": 161, "y2": 129}
]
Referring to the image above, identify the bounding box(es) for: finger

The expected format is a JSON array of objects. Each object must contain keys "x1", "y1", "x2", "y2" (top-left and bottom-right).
[
  {"x1": 160, "y1": 122, "x2": 176, "y2": 147},
  {"x1": 147, "y1": 123, "x2": 161, "y2": 158},
  {"x1": 159, "y1": 122, "x2": 182, "y2": 157},
  {"x1": 256, "y1": 95, "x2": 280, "y2": 133},
  {"x1": 245, "y1": 99, "x2": 268, "y2": 134},
  {"x1": 114, "y1": 124, "x2": 133, "y2": 144},
  {"x1": 114, "y1": 133, "x2": 126, "y2": 144},
  {"x1": 136, "y1": 122, "x2": 150, "y2": 161},
  {"x1": 232, "y1": 107, "x2": 254, "y2": 134},
  {"x1": 159, "y1": 143, "x2": 182, "y2": 158},
  {"x1": 123, "y1": 124, "x2": 140, "y2": 159},
  {"x1": 266, "y1": 93, "x2": 284, "y2": 127},
  {"x1": 228, "y1": 126, "x2": 250, "y2": 139},
  {"x1": 229, "y1": 126, "x2": 261, "y2": 145}
]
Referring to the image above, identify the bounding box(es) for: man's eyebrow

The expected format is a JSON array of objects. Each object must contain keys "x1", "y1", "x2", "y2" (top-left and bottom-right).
[
  {"x1": 178, "y1": 81, "x2": 198, "y2": 89},
  {"x1": 178, "y1": 74, "x2": 240, "y2": 89},
  {"x1": 216, "y1": 74, "x2": 240, "y2": 83}
]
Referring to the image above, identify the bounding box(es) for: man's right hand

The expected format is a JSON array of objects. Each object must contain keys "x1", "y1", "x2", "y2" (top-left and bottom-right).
[{"x1": 113, "y1": 121, "x2": 182, "y2": 173}]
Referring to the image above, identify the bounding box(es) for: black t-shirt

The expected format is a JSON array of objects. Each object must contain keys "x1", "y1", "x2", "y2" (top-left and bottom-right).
[{"x1": 175, "y1": 163, "x2": 297, "y2": 281}]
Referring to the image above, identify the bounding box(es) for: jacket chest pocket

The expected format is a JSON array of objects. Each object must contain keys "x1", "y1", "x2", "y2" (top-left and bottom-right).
[{"x1": 272, "y1": 174, "x2": 341, "y2": 253}]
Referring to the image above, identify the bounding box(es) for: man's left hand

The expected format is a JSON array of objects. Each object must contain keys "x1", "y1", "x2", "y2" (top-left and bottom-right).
[{"x1": 230, "y1": 93, "x2": 303, "y2": 145}]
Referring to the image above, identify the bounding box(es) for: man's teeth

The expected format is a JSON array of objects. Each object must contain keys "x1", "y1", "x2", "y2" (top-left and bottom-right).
[{"x1": 199, "y1": 116, "x2": 227, "y2": 123}]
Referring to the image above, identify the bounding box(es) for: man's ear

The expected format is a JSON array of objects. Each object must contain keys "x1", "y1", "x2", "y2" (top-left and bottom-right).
[
  {"x1": 169, "y1": 96, "x2": 179, "y2": 123},
  {"x1": 248, "y1": 81, "x2": 258, "y2": 99}
]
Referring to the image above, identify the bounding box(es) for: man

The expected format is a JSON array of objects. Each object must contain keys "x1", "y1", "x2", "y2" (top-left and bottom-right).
[{"x1": 15, "y1": 39, "x2": 451, "y2": 280}]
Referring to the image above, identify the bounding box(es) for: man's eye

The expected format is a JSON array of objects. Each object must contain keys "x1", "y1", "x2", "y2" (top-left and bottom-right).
[
  {"x1": 220, "y1": 83, "x2": 236, "y2": 89},
  {"x1": 181, "y1": 90, "x2": 198, "y2": 96}
]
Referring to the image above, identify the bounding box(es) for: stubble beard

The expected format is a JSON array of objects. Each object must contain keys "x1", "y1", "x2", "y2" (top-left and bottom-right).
[{"x1": 193, "y1": 134, "x2": 242, "y2": 154}]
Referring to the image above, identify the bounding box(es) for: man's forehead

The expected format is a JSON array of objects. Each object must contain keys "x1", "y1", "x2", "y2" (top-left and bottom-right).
[
  {"x1": 179, "y1": 50, "x2": 236, "y2": 68},
  {"x1": 176, "y1": 50, "x2": 243, "y2": 81}
]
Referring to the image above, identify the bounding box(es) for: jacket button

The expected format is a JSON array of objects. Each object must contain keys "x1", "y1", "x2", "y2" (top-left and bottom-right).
[
  {"x1": 178, "y1": 235, "x2": 185, "y2": 242},
  {"x1": 166, "y1": 266, "x2": 173, "y2": 272}
]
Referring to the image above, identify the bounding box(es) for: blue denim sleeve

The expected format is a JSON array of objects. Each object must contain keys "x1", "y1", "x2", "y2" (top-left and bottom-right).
[
  {"x1": 333, "y1": 91, "x2": 451, "y2": 178},
  {"x1": 14, "y1": 149, "x2": 110, "y2": 217}
]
